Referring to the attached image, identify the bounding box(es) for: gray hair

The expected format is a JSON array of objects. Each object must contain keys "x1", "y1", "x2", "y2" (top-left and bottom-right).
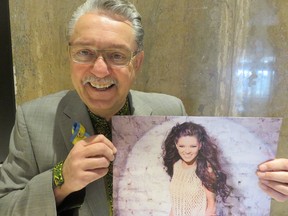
[{"x1": 68, "y1": 0, "x2": 144, "y2": 52}]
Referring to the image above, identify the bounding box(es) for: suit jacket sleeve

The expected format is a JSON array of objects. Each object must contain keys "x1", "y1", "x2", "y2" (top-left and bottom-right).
[{"x1": 0, "y1": 105, "x2": 57, "y2": 215}]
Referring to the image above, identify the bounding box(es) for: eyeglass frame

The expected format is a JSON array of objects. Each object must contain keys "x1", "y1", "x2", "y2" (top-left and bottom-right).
[{"x1": 68, "y1": 43, "x2": 139, "y2": 67}]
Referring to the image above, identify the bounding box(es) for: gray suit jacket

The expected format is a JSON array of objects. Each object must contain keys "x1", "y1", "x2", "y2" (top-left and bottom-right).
[{"x1": 0, "y1": 90, "x2": 186, "y2": 216}]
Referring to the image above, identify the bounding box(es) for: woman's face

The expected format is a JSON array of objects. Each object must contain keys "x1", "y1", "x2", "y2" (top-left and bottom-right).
[{"x1": 176, "y1": 135, "x2": 201, "y2": 165}]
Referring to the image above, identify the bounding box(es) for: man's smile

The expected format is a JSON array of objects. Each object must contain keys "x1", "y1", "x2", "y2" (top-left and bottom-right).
[{"x1": 89, "y1": 81, "x2": 116, "y2": 90}]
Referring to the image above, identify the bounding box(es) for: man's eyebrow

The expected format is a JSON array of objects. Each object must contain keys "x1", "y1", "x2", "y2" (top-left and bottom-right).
[
  {"x1": 69, "y1": 41, "x2": 130, "y2": 50},
  {"x1": 108, "y1": 44, "x2": 131, "y2": 50},
  {"x1": 69, "y1": 41, "x2": 130, "y2": 51},
  {"x1": 69, "y1": 41, "x2": 92, "y2": 46}
]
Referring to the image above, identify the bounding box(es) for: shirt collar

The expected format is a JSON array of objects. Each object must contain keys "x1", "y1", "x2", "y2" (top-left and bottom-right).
[{"x1": 87, "y1": 97, "x2": 131, "y2": 140}]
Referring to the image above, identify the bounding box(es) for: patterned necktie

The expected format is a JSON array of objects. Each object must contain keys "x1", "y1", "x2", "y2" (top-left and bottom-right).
[{"x1": 88, "y1": 98, "x2": 130, "y2": 215}]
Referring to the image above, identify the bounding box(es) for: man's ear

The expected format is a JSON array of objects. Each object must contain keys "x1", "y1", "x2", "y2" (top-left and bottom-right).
[{"x1": 133, "y1": 51, "x2": 144, "y2": 73}]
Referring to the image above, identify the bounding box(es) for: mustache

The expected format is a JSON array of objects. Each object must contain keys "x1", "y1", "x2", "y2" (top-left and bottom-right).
[{"x1": 82, "y1": 76, "x2": 118, "y2": 86}]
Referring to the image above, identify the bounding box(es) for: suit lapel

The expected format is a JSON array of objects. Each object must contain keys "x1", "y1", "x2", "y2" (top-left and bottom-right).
[
  {"x1": 55, "y1": 91, "x2": 94, "y2": 153},
  {"x1": 55, "y1": 91, "x2": 109, "y2": 214}
]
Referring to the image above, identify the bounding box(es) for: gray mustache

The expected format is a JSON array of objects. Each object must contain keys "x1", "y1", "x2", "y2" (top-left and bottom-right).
[{"x1": 82, "y1": 76, "x2": 117, "y2": 85}]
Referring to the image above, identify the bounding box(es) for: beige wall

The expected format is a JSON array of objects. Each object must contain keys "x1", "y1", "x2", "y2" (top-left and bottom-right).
[
  {"x1": 9, "y1": 0, "x2": 84, "y2": 102},
  {"x1": 9, "y1": 0, "x2": 288, "y2": 213}
]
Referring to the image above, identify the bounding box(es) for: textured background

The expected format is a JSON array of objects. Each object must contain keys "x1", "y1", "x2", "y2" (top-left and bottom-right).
[{"x1": 8, "y1": 0, "x2": 288, "y2": 213}]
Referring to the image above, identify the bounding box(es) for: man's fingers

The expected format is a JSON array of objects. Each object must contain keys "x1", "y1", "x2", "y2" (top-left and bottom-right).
[
  {"x1": 83, "y1": 134, "x2": 117, "y2": 154},
  {"x1": 83, "y1": 143, "x2": 116, "y2": 161},
  {"x1": 258, "y1": 158, "x2": 288, "y2": 172},
  {"x1": 63, "y1": 133, "x2": 117, "y2": 191},
  {"x1": 257, "y1": 170, "x2": 288, "y2": 183},
  {"x1": 82, "y1": 157, "x2": 111, "y2": 171},
  {"x1": 259, "y1": 181, "x2": 288, "y2": 202}
]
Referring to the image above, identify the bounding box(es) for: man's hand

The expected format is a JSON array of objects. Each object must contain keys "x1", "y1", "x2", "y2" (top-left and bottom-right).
[
  {"x1": 257, "y1": 158, "x2": 288, "y2": 202},
  {"x1": 54, "y1": 134, "x2": 117, "y2": 204}
]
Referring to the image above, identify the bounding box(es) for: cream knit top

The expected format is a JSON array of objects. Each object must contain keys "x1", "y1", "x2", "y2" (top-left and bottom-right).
[{"x1": 170, "y1": 160, "x2": 206, "y2": 216}]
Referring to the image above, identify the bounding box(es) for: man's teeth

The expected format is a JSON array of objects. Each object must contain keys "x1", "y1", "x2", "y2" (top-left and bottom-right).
[{"x1": 90, "y1": 82, "x2": 113, "y2": 89}]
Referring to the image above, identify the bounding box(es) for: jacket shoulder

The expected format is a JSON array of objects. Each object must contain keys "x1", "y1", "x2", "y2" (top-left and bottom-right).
[
  {"x1": 20, "y1": 90, "x2": 69, "y2": 110},
  {"x1": 130, "y1": 89, "x2": 180, "y2": 101},
  {"x1": 130, "y1": 90, "x2": 186, "y2": 116}
]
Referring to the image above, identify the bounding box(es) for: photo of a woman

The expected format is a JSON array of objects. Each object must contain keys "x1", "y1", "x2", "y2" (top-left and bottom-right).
[
  {"x1": 112, "y1": 116, "x2": 280, "y2": 215},
  {"x1": 162, "y1": 122, "x2": 232, "y2": 216}
]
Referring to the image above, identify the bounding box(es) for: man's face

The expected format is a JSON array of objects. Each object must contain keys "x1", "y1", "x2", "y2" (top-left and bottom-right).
[{"x1": 69, "y1": 13, "x2": 144, "y2": 119}]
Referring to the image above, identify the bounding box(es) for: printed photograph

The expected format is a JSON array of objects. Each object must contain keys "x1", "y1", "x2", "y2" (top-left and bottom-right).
[{"x1": 112, "y1": 116, "x2": 282, "y2": 216}]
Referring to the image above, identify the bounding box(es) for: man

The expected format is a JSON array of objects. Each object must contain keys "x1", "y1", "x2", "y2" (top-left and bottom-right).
[
  {"x1": 0, "y1": 0, "x2": 287, "y2": 215},
  {"x1": 0, "y1": 0, "x2": 186, "y2": 215}
]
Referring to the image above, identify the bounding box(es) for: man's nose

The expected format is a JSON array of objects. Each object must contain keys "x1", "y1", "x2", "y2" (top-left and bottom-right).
[{"x1": 90, "y1": 57, "x2": 110, "y2": 78}]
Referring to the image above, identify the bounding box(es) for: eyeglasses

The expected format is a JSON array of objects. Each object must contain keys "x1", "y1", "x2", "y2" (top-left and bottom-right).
[{"x1": 69, "y1": 45, "x2": 137, "y2": 67}]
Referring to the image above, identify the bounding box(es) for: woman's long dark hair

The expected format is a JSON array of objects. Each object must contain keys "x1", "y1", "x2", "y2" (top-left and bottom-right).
[{"x1": 162, "y1": 121, "x2": 232, "y2": 202}]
